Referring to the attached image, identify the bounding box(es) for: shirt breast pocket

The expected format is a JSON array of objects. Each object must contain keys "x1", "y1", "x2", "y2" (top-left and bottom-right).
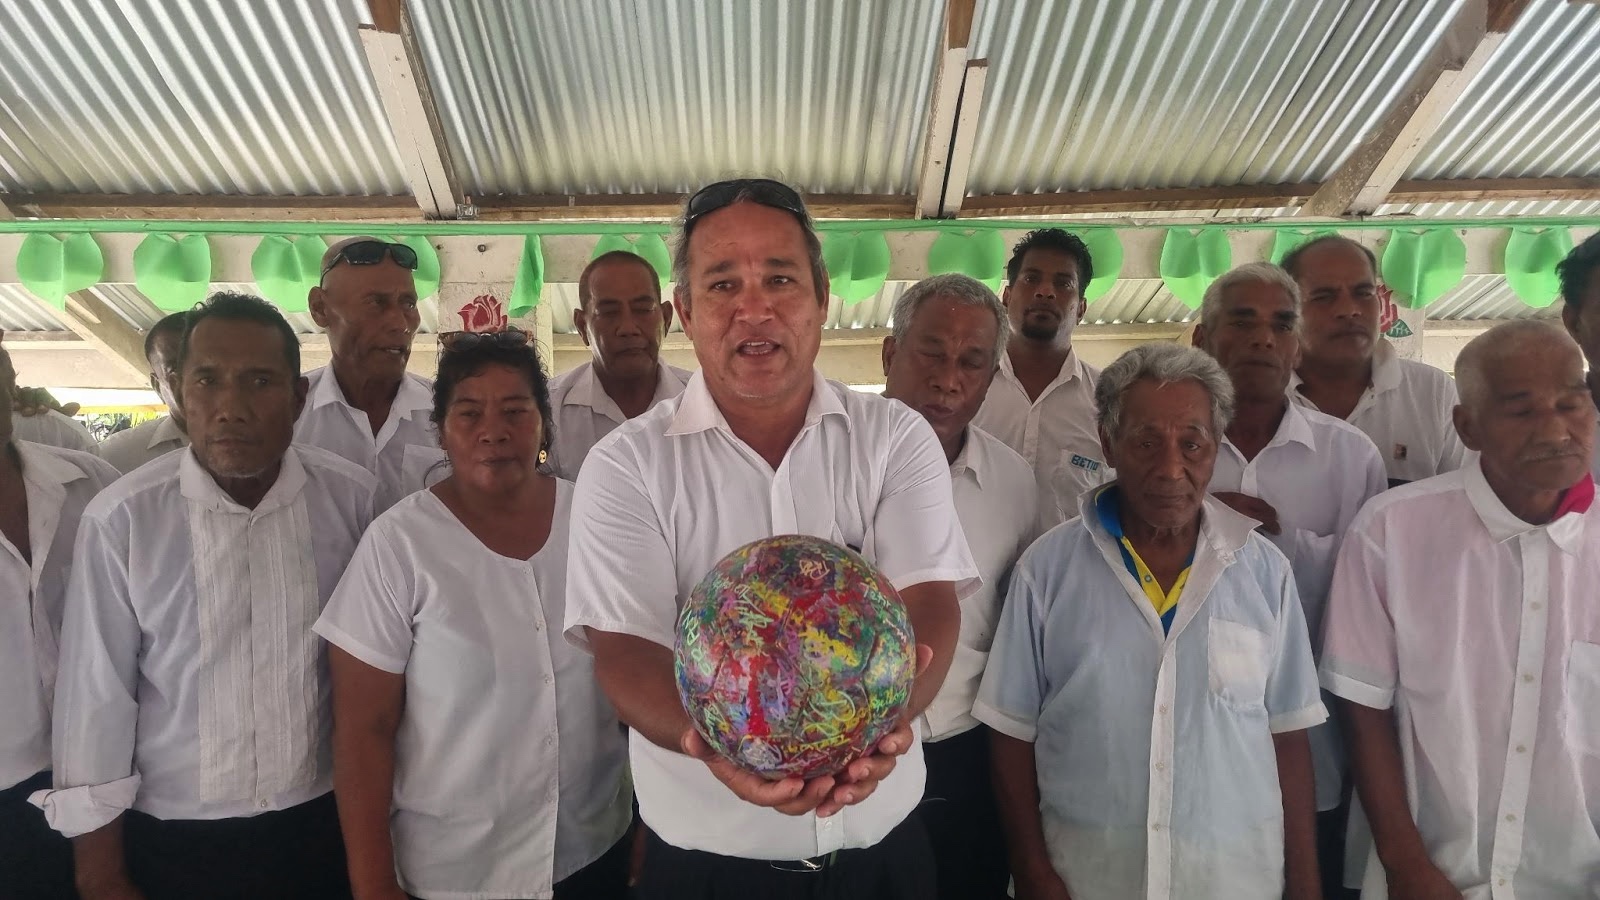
[
  {"x1": 1565, "y1": 641, "x2": 1600, "y2": 755},
  {"x1": 1209, "y1": 618, "x2": 1269, "y2": 711}
]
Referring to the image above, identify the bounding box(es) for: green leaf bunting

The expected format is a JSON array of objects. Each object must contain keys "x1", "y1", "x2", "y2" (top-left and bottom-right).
[
  {"x1": 927, "y1": 230, "x2": 1006, "y2": 292},
  {"x1": 1381, "y1": 228, "x2": 1466, "y2": 309},
  {"x1": 1078, "y1": 228, "x2": 1123, "y2": 301},
  {"x1": 17, "y1": 233, "x2": 104, "y2": 307},
  {"x1": 1503, "y1": 226, "x2": 1573, "y2": 309},
  {"x1": 510, "y1": 235, "x2": 545, "y2": 317},
  {"x1": 821, "y1": 232, "x2": 891, "y2": 305},
  {"x1": 1160, "y1": 228, "x2": 1231, "y2": 309},
  {"x1": 401, "y1": 235, "x2": 442, "y2": 300},
  {"x1": 591, "y1": 233, "x2": 673, "y2": 290},
  {"x1": 134, "y1": 234, "x2": 212, "y2": 311},
  {"x1": 251, "y1": 235, "x2": 328, "y2": 313}
]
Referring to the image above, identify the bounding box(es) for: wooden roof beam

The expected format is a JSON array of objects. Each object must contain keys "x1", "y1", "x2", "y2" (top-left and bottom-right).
[
  {"x1": 915, "y1": 0, "x2": 979, "y2": 218},
  {"x1": 360, "y1": 0, "x2": 465, "y2": 219}
]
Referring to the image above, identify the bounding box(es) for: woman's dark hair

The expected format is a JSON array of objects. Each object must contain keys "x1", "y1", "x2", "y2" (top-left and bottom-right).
[{"x1": 430, "y1": 339, "x2": 556, "y2": 458}]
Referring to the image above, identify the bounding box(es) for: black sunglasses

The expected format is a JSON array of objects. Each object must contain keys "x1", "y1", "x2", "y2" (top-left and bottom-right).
[
  {"x1": 320, "y1": 240, "x2": 421, "y2": 282},
  {"x1": 438, "y1": 327, "x2": 534, "y2": 353},
  {"x1": 683, "y1": 178, "x2": 808, "y2": 231}
]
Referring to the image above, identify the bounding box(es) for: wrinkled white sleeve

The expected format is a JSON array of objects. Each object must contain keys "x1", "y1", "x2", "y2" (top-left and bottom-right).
[
  {"x1": 315, "y1": 522, "x2": 418, "y2": 675},
  {"x1": 972, "y1": 566, "x2": 1048, "y2": 743},
  {"x1": 31, "y1": 506, "x2": 143, "y2": 837},
  {"x1": 1319, "y1": 523, "x2": 1398, "y2": 711},
  {"x1": 1279, "y1": 438, "x2": 1388, "y2": 642},
  {"x1": 875, "y1": 412, "x2": 981, "y2": 598},
  {"x1": 1264, "y1": 558, "x2": 1328, "y2": 735}
]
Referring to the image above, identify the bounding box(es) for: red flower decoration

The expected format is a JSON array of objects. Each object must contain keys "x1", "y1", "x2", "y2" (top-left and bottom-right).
[
  {"x1": 1377, "y1": 285, "x2": 1399, "y2": 335},
  {"x1": 458, "y1": 294, "x2": 509, "y2": 333}
]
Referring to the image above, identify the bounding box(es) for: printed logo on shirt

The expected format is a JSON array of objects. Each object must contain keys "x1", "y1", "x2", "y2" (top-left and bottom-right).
[
  {"x1": 1392, "y1": 443, "x2": 1408, "y2": 461},
  {"x1": 1070, "y1": 454, "x2": 1103, "y2": 473}
]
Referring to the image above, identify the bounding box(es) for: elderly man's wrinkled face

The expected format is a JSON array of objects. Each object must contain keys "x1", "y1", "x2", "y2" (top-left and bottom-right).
[
  {"x1": 882, "y1": 296, "x2": 1001, "y2": 453},
  {"x1": 1197, "y1": 280, "x2": 1300, "y2": 403},
  {"x1": 179, "y1": 317, "x2": 307, "y2": 483},
  {"x1": 1101, "y1": 378, "x2": 1219, "y2": 532},
  {"x1": 577, "y1": 257, "x2": 672, "y2": 381},
  {"x1": 1457, "y1": 337, "x2": 1595, "y2": 497},
  {"x1": 309, "y1": 252, "x2": 420, "y2": 382}
]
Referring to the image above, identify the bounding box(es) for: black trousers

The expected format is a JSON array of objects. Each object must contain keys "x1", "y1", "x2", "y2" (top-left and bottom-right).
[
  {"x1": 1318, "y1": 801, "x2": 1361, "y2": 900},
  {"x1": 920, "y1": 726, "x2": 1009, "y2": 900},
  {"x1": 634, "y1": 811, "x2": 935, "y2": 900},
  {"x1": 124, "y1": 791, "x2": 350, "y2": 900},
  {"x1": 0, "y1": 771, "x2": 76, "y2": 900}
]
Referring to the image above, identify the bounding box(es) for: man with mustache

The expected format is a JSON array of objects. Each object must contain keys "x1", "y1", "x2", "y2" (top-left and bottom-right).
[
  {"x1": 297, "y1": 236, "x2": 438, "y2": 512},
  {"x1": 973, "y1": 229, "x2": 1109, "y2": 526},
  {"x1": 1556, "y1": 231, "x2": 1600, "y2": 479},
  {"x1": 1322, "y1": 320, "x2": 1600, "y2": 900},
  {"x1": 1192, "y1": 263, "x2": 1386, "y2": 899},
  {"x1": 546, "y1": 250, "x2": 691, "y2": 479},
  {"x1": 1284, "y1": 236, "x2": 1465, "y2": 487}
]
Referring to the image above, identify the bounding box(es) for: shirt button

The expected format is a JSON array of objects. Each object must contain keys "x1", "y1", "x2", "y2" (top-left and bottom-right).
[
  {"x1": 1531, "y1": 602, "x2": 1542, "y2": 611},
  {"x1": 544, "y1": 675, "x2": 554, "y2": 685},
  {"x1": 1158, "y1": 705, "x2": 1169, "y2": 715},
  {"x1": 1155, "y1": 762, "x2": 1166, "y2": 772},
  {"x1": 535, "y1": 620, "x2": 544, "y2": 630},
  {"x1": 1516, "y1": 744, "x2": 1527, "y2": 753},
  {"x1": 1505, "y1": 814, "x2": 1517, "y2": 823},
  {"x1": 259, "y1": 800, "x2": 270, "y2": 810},
  {"x1": 1150, "y1": 823, "x2": 1163, "y2": 832},
  {"x1": 1522, "y1": 673, "x2": 1535, "y2": 683}
]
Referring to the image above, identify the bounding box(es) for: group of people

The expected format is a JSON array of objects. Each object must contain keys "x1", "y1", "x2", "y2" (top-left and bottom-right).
[{"x1": 0, "y1": 176, "x2": 1597, "y2": 900}]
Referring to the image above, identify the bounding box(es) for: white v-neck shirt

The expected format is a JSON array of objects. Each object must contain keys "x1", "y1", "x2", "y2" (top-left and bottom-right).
[{"x1": 316, "y1": 482, "x2": 631, "y2": 899}]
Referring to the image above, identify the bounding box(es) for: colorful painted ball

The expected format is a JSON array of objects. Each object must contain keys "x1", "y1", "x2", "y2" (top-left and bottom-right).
[{"x1": 675, "y1": 534, "x2": 916, "y2": 780}]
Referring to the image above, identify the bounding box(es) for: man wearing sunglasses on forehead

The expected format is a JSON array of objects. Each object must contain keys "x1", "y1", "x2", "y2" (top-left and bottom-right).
[
  {"x1": 564, "y1": 179, "x2": 979, "y2": 899},
  {"x1": 297, "y1": 237, "x2": 439, "y2": 513}
]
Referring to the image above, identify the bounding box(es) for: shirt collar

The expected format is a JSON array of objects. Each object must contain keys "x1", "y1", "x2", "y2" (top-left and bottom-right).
[
  {"x1": 665, "y1": 368, "x2": 847, "y2": 437},
  {"x1": 308, "y1": 366, "x2": 432, "y2": 420},
  {"x1": 1224, "y1": 400, "x2": 1317, "y2": 458},
  {"x1": 179, "y1": 445, "x2": 309, "y2": 515},
  {"x1": 149, "y1": 415, "x2": 186, "y2": 450},
  {"x1": 14, "y1": 440, "x2": 92, "y2": 492},
  {"x1": 1462, "y1": 456, "x2": 1591, "y2": 554},
  {"x1": 1080, "y1": 483, "x2": 1259, "y2": 559},
  {"x1": 564, "y1": 361, "x2": 690, "y2": 422},
  {"x1": 997, "y1": 347, "x2": 1088, "y2": 396},
  {"x1": 1288, "y1": 339, "x2": 1402, "y2": 402},
  {"x1": 949, "y1": 427, "x2": 987, "y2": 489}
]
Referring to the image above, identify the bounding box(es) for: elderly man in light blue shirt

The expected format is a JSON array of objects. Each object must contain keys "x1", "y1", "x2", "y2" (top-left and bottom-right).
[{"x1": 976, "y1": 342, "x2": 1326, "y2": 900}]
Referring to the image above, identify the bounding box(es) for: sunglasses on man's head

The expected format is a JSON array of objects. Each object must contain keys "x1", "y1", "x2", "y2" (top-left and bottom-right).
[
  {"x1": 682, "y1": 178, "x2": 808, "y2": 232},
  {"x1": 438, "y1": 327, "x2": 534, "y2": 353},
  {"x1": 320, "y1": 240, "x2": 421, "y2": 282}
]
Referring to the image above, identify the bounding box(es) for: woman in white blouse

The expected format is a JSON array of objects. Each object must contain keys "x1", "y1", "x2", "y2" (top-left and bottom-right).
[{"x1": 316, "y1": 332, "x2": 632, "y2": 900}]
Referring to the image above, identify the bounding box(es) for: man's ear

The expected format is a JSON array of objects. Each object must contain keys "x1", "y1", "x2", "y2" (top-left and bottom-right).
[
  {"x1": 1190, "y1": 324, "x2": 1208, "y2": 349},
  {"x1": 292, "y1": 374, "x2": 310, "y2": 422},
  {"x1": 308, "y1": 286, "x2": 331, "y2": 329},
  {"x1": 881, "y1": 336, "x2": 896, "y2": 378},
  {"x1": 573, "y1": 307, "x2": 592, "y2": 348},
  {"x1": 674, "y1": 288, "x2": 694, "y2": 340},
  {"x1": 659, "y1": 301, "x2": 675, "y2": 335},
  {"x1": 1563, "y1": 302, "x2": 1581, "y2": 341},
  {"x1": 1452, "y1": 404, "x2": 1481, "y2": 452}
]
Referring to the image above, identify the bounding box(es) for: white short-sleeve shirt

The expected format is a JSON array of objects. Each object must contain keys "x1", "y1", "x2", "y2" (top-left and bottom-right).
[
  {"x1": 96, "y1": 415, "x2": 187, "y2": 475},
  {"x1": 1320, "y1": 461, "x2": 1600, "y2": 900},
  {"x1": 1290, "y1": 340, "x2": 1466, "y2": 486},
  {"x1": 315, "y1": 483, "x2": 631, "y2": 899},
  {"x1": 972, "y1": 350, "x2": 1110, "y2": 526},
  {"x1": 11, "y1": 410, "x2": 96, "y2": 454},
  {"x1": 294, "y1": 367, "x2": 441, "y2": 513},
  {"x1": 545, "y1": 360, "x2": 691, "y2": 481},
  {"x1": 564, "y1": 369, "x2": 980, "y2": 861},
  {"x1": 0, "y1": 442, "x2": 118, "y2": 790},
  {"x1": 975, "y1": 492, "x2": 1326, "y2": 900}
]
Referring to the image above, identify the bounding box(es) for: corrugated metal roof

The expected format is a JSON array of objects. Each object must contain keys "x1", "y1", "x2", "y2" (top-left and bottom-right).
[
  {"x1": 0, "y1": 286, "x2": 67, "y2": 332},
  {"x1": 1407, "y1": 0, "x2": 1600, "y2": 180},
  {"x1": 964, "y1": 0, "x2": 1463, "y2": 194},
  {"x1": 1424, "y1": 273, "x2": 1563, "y2": 320},
  {"x1": 0, "y1": 0, "x2": 406, "y2": 195},
  {"x1": 406, "y1": 0, "x2": 942, "y2": 196}
]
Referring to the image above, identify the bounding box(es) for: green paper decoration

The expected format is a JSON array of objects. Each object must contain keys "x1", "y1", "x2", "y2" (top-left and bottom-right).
[
  {"x1": 401, "y1": 235, "x2": 442, "y2": 300},
  {"x1": 1160, "y1": 228, "x2": 1232, "y2": 309},
  {"x1": 510, "y1": 235, "x2": 545, "y2": 317},
  {"x1": 134, "y1": 234, "x2": 212, "y2": 311},
  {"x1": 251, "y1": 235, "x2": 327, "y2": 313},
  {"x1": 17, "y1": 233, "x2": 104, "y2": 307},
  {"x1": 927, "y1": 230, "x2": 1006, "y2": 292},
  {"x1": 1078, "y1": 228, "x2": 1123, "y2": 301},
  {"x1": 821, "y1": 232, "x2": 892, "y2": 304},
  {"x1": 1269, "y1": 228, "x2": 1342, "y2": 266},
  {"x1": 1503, "y1": 226, "x2": 1573, "y2": 309},
  {"x1": 591, "y1": 233, "x2": 673, "y2": 290},
  {"x1": 1381, "y1": 228, "x2": 1466, "y2": 309}
]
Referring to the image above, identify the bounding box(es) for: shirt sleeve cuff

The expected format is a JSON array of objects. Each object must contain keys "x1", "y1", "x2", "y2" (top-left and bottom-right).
[
  {"x1": 890, "y1": 568, "x2": 984, "y2": 602},
  {"x1": 1320, "y1": 668, "x2": 1395, "y2": 710},
  {"x1": 563, "y1": 618, "x2": 675, "y2": 655},
  {"x1": 312, "y1": 621, "x2": 407, "y2": 675},
  {"x1": 1267, "y1": 701, "x2": 1329, "y2": 734},
  {"x1": 972, "y1": 700, "x2": 1037, "y2": 743},
  {"x1": 30, "y1": 774, "x2": 141, "y2": 838}
]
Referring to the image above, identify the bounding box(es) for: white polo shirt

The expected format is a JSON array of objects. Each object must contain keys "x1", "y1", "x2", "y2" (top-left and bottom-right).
[
  {"x1": 975, "y1": 492, "x2": 1326, "y2": 900},
  {"x1": 1321, "y1": 462, "x2": 1600, "y2": 900},
  {"x1": 1290, "y1": 340, "x2": 1466, "y2": 486},
  {"x1": 546, "y1": 360, "x2": 692, "y2": 480},
  {"x1": 96, "y1": 415, "x2": 187, "y2": 474},
  {"x1": 921, "y1": 425, "x2": 1038, "y2": 742},
  {"x1": 294, "y1": 367, "x2": 440, "y2": 513},
  {"x1": 565, "y1": 369, "x2": 979, "y2": 861},
  {"x1": 316, "y1": 483, "x2": 631, "y2": 899},
  {"x1": 972, "y1": 350, "x2": 1110, "y2": 526},
  {"x1": 12, "y1": 410, "x2": 96, "y2": 454},
  {"x1": 0, "y1": 442, "x2": 118, "y2": 790}
]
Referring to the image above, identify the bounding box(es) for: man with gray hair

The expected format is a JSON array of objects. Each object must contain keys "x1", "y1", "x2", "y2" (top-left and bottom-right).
[
  {"x1": 977, "y1": 342, "x2": 1324, "y2": 900},
  {"x1": 882, "y1": 273, "x2": 1037, "y2": 899},
  {"x1": 1322, "y1": 321, "x2": 1599, "y2": 899},
  {"x1": 1192, "y1": 263, "x2": 1385, "y2": 890}
]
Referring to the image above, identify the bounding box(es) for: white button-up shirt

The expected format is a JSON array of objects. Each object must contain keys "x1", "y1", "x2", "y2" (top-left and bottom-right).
[
  {"x1": 34, "y1": 446, "x2": 374, "y2": 836},
  {"x1": 921, "y1": 425, "x2": 1039, "y2": 742},
  {"x1": 294, "y1": 367, "x2": 439, "y2": 513},
  {"x1": 975, "y1": 492, "x2": 1327, "y2": 900},
  {"x1": 315, "y1": 483, "x2": 631, "y2": 898},
  {"x1": 0, "y1": 442, "x2": 118, "y2": 790},
  {"x1": 95, "y1": 415, "x2": 187, "y2": 474},
  {"x1": 565, "y1": 369, "x2": 979, "y2": 861},
  {"x1": 546, "y1": 360, "x2": 692, "y2": 480},
  {"x1": 12, "y1": 410, "x2": 96, "y2": 454},
  {"x1": 1321, "y1": 460, "x2": 1600, "y2": 900},
  {"x1": 972, "y1": 350, "x2": 1110, "y2": 526},
  {"x1": 1290, "y1": 340, "x2": 1467, "y2": 487}
]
